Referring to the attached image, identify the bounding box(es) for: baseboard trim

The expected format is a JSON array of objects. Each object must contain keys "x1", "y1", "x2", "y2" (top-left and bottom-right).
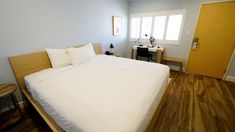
[
  {"x1": 1, "y1": 101, "x2": 24, "y2": 113},
  {"x1": 225, "y1": 76, "x2": 235, "y2": 83}
]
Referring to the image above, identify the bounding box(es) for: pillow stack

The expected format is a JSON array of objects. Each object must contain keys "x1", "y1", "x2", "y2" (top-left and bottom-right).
[
  {"x1": 46, "y1": 43, "x2": 96, "y2": 68},
  {"x1": 46, "y1": 48, "x2": 71, "y2": 68}
]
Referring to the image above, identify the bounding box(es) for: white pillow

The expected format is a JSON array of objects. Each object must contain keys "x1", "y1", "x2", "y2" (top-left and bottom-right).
[
  {"x1": 67, "y1": 43, "x2": 96, "y2": 65},
  {"x1": 46, "y1": 48, "x2": 71, "y2": 68}
]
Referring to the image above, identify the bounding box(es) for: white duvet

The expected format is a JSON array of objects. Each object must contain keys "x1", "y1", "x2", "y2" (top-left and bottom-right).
[{"x1": 25, "y1": 55, "x2": 169, "y2": 132}]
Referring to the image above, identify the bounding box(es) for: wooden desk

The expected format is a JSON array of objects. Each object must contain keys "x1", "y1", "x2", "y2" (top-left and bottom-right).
[{"x1": 131, "y1": 46, "x2": 164, "y2": 63}]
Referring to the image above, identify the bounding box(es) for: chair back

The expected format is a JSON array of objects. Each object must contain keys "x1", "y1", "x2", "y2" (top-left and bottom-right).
[{"x1": 137, "y1": 47, "x2": 149, "y2": 57}]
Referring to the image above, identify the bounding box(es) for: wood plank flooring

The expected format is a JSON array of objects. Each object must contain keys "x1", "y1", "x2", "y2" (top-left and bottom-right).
[
  {"x1": 0, "y1": 107, "x2": 51, "y2": 132},
  {"x1": 153, "y1": 71, "x2": 235, "y2": 132},
  {"x1": 0, "y1": 71, "x2": 234, "y2": 132}
]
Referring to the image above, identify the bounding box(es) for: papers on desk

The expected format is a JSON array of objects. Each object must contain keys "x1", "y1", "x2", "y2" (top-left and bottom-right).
[{"x1": 132, "y1": 45, "x2": 164, "y2": 52}]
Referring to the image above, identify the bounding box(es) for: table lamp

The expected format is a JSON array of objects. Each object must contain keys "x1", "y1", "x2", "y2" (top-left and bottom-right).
[{"x1": 110, "y1": 43, "x2": 114, "y2": 53}]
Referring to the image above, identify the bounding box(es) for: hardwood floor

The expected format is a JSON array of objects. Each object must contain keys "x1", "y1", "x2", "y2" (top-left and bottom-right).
[
  {"x1": 0, "y1": 106, "x2": 51, "y2": 132},
  {"x1": 153, "y1": 71, "x2": 235, "y2": 132},
  {"x1": 0, "y1": 71, "x2": 234, "y2": 132}
]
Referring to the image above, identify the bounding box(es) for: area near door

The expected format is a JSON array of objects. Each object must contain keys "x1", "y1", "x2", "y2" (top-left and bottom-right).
[{"x1": 186, "y1": 1, "x2": 235, "y2": 78}]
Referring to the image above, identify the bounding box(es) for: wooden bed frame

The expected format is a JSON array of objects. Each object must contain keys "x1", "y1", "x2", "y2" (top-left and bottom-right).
[{"x1": 9, "y1": 42, "x2": 170, "y2": 132}]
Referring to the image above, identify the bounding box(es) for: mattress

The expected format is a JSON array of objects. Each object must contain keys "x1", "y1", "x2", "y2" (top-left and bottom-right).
[{"x1": 25, "y1": 55, "x2": 170, "y2": 132}]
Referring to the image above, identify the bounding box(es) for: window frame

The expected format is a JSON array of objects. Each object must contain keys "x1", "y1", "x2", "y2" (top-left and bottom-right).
[{"x1": 129, "y1": 9, "x2": 187, "y2": 45}]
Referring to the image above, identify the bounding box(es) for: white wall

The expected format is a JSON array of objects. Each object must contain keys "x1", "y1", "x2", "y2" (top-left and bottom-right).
[
  {"x1": 128, "y1": 0, "x2": 235, "y2": 75},
  {"x1": 0, "y1": 0, "x2": 128, "y2": 107},
  {"x1": 227, "y1": 54, "x2": 235, "y2": 76}
]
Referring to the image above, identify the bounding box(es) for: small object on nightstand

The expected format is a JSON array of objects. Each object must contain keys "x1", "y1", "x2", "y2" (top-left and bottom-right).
[
  {"x1": 105, "y1": 51, "x2": 114, "y2": 55},
  {"x1": 110, "y1": 43, "x2": 114, "y2": 53},
  {"x1": 0, "y1": 83, "x2": 22, "y2": 128},
  {"x1": 110, "y1": 43, "x2": 114, "y2": 49},
  {"x1": 105, "y1": 43, "x2": 115, "y2": 55}
]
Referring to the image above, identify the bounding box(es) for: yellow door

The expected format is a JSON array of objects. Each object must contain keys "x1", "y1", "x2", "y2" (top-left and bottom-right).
[{"x1": 186, "y1": 1, "x2": 235, "y2": 78}]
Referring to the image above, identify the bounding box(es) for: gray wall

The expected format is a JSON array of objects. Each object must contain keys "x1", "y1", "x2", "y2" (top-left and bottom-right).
[
  {"x1": 128, "y1": 0, "x2": 235, "y2": 76},
  {"x1": 0, "y1": 0, "x2": 128, "y2": 107}
]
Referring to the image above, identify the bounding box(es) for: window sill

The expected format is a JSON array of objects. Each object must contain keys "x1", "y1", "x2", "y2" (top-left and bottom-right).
[{"x1": 128, "y1": 40, "x2": 181, "y2": 45}]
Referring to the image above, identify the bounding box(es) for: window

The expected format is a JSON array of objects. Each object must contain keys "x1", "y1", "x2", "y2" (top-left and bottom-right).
[
  {"x1": 130, "y1": 9, "x2": 186, "y2": 44},
  {"x1": 141, "y1": 17, "x2": 152, "y2": 38},
  {"x1": 166, "y1": 15, "x2": 183, "y2": 40},
  {"x1": 153, "y1": 16, "x2": 166, "y2": 40},
  {"x1": 130, "y1": 18, "x2": 141, "y2": 38}
]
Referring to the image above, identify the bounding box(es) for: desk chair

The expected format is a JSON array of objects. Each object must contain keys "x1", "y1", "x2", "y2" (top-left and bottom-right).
[{"x1": 136, "y1": 47, "x2": 152, "y2": 62}]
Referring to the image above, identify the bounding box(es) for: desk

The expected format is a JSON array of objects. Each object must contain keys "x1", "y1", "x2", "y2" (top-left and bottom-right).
[{"x1": 131, "y1": 46, "x2": 164, "y2": 63}]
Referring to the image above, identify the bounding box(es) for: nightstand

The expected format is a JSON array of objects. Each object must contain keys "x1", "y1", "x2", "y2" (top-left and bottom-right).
[
  {"x1": 0, "y1": 83, "x2": 22, "y2": 129},
  {"x1": 0, "y1": 83, "x2": 22, "y2": 114}
]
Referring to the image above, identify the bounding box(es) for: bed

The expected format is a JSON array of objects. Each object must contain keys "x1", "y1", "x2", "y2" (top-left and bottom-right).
[{"x1": 9, "y1": 43, "x2": 170, "y2": 132}]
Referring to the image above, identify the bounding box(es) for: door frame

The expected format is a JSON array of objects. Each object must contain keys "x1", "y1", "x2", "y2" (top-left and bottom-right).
[
  {"x1": 185, "y1": 0, "x2": 235, "y2": 79},
  {"x1": 223, "y1": 49, "x2": 235, "y2": 80}
]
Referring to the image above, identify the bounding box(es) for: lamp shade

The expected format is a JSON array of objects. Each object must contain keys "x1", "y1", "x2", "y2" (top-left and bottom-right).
[{"x1": 110, "y1": 43, "x2": 114, "y2": 49}]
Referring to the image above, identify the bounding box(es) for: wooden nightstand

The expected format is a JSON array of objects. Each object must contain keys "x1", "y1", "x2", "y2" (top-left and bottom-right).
[
  {"x1": 0, "y1": 83, "x2": 22, "y2": 114},
  {"x1": 0, "y1": 83, "x2": 22, "y2": 129}
]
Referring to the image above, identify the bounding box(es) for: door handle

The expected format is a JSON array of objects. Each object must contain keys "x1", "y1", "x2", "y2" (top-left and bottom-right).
[{"x1": 192, "y1": 37, "x2": 199, "y2": 50}]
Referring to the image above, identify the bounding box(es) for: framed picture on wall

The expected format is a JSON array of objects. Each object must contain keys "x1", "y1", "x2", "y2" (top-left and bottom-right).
[{"x1": 112, "y1": 16, "x2": 122, "y2": 36}]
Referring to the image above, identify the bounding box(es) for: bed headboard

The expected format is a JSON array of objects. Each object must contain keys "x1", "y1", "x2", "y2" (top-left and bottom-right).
[{"x1": 9, "y1": 42, "x2": 103, "y2": 91}]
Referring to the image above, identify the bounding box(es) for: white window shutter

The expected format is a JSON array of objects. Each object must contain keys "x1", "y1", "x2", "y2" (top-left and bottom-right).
[
  {"x1": 141, "y1": 17, "x2": 153, "y2": 38},
  {"x1": 130, "y1": 18, "x2": 141, "y2": 39},
  {"x1": 129, "y1": 9, "x2": 186, "y2": 44},
  {"x1": 153, "y1": 16, "x2": 166, "y2": 40},
  {"x1": 165, "y1": 15, "x2": 183, "y2": 41}
]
